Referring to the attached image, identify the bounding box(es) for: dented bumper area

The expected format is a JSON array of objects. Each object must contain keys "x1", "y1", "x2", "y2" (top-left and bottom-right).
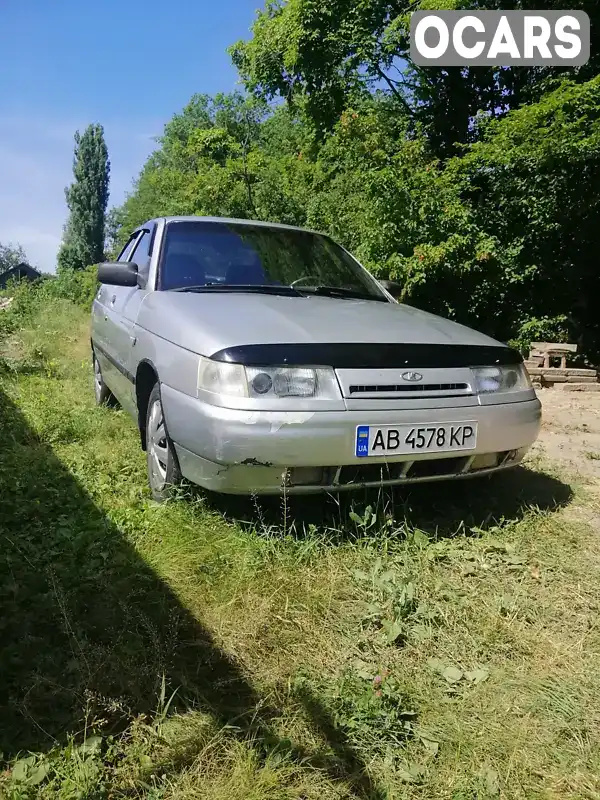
[{"x1": 160, "y1": 384, "x2": 542, "y2": 495}]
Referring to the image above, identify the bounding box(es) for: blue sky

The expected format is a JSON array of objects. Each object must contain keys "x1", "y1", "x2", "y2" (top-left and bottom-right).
[{"x1": 0, "y1": 0, "x2": 261, "y2": 272}]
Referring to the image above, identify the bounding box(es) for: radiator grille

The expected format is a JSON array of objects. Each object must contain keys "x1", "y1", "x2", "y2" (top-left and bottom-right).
[{"x1": 349, "y1": 382, "x2": 469, "y2": 395}]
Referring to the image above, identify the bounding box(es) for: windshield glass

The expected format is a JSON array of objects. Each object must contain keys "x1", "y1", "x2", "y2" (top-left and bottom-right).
[{"x1": 158, "y1": 220, "x2": 388, "y2": 300}]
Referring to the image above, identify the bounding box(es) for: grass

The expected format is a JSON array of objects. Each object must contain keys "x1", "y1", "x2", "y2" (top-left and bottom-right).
[{"x1": 1, "y1": 295, "x2": 599, "y2": 799}]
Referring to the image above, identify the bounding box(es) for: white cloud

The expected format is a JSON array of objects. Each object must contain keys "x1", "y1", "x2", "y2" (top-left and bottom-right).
[{"x1": 0, "y1": 114, "x2": 162, "y2": 273}]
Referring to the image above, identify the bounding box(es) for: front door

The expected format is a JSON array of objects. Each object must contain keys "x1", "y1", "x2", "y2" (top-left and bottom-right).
[
  {"x1": 103, "y1": 227, "x2": 156, "y2": 415},
  {"x1": 94, "y1": 230, "x2": 141, "y2": 408}
]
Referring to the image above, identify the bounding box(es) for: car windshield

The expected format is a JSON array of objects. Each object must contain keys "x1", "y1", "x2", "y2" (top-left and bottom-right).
[{"x1": 158, "y1": 220, "x2": 388, "y2": 301}]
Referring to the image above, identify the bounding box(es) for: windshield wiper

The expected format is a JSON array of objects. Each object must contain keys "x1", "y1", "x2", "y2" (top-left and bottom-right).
[
  {"x1": 296, "y1": 285, "x2": 388, "y2": 302},
  {"x1": 169, "y1": 284, "x2": 303, "y2": 297},
  {"x1": 168, "y1": 283, "x2": 387, "y2": 301}
]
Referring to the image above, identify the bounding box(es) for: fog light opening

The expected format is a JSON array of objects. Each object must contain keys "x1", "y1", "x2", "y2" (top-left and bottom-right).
[
  {"x1": 287, "y1": 467, "x2": 326, "y2": 486},
  {"x1": 499, "y1": 449, "x2": 519, "y2": 465},
  {"x1": 470, "y1": 453, "x2": 500, "y2": 471}
]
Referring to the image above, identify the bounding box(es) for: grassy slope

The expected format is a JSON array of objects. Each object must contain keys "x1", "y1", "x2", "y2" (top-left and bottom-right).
[{"x1": 1, "y1": 298, "x2": 599, "y2": 799}]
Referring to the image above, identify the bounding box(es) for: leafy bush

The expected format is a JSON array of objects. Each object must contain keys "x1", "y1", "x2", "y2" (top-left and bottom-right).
[
  {"x1": 0, "y1": 268, "x2": 98, "y2": 373},
  {"x1": 50, "y1": 265, "x2": 99, "y2": 308},
  {"x1": 508, "y1": 315, "x2": 570, "y2": 357},
  {"x1": 0, "y1": 266, "x2": 98, "y2": 326}
]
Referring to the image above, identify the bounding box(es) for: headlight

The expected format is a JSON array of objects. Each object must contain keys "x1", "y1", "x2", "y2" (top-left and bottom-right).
[
  {"x1": 197, "y1": 357, "x2": 340, "y2": 400},
  {"x1": 246, "y1": 366, "x2": 318, "y2": 398},
  {"x1": 472, "y1": 364, "x2": 532, "y2": 394}
]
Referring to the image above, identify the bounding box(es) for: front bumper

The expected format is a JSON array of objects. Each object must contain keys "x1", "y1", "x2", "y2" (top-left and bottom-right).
[{"x1": 161, "y1": 385, "x2": 542, "y2": 495}]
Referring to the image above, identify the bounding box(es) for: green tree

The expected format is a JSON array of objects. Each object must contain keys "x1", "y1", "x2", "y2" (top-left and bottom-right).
[
  {"x1": 402, "y1": 77, "x2": 600, "y2": 359},
  {"x1": 0, "y1": 243, "x2": 28, "y2": 275},
  {"x1": 231, "y1": 0, "x2": 600, "y2": 158},
  {"x1": 57, "y1": 124, "x2": 110, "y2": 272},
  {"x1": 113, "y1": 93, "x2": 272, "y2": 249}
]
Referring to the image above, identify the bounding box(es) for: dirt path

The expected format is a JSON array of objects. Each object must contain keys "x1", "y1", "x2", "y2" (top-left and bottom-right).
[{"x1": 532, "y1": 389, "x2": 600, "y2": 479}]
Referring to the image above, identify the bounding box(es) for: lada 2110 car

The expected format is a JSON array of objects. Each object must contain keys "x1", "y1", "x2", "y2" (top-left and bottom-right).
[{"x1": 91, "y1": 216, "x2": 541, "y2": 501}]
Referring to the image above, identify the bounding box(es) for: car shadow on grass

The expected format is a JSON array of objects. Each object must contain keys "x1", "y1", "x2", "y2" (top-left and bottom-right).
[
  {"x1": 0, "y1": 388, "x2": 384, "y2": 799},
  {"x1": 206, "y1": 464, "x2": 574, "y2": 540}
]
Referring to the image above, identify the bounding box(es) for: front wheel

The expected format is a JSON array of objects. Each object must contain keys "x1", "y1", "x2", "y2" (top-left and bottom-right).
[{"x1": 146, "y1": 383, "x2": 182, "y2": 502}]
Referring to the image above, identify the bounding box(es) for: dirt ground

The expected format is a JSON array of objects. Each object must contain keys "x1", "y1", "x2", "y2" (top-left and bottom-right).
[{"x1": 532, "y1": 389, "x2": 600, "y2": 479}]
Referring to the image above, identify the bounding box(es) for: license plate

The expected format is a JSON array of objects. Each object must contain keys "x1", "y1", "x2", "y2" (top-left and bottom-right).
[{"x1": 355, "y1": 422, "x2": 478, "y2": 458}]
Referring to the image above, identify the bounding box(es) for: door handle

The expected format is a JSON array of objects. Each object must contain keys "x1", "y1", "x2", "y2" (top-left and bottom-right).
[
  {"x1": 110, "y1": 295, "x2": 116, "y2": 305},
  {"x1": 104, "y1": 315, "x2": 108, "y2": 322}
]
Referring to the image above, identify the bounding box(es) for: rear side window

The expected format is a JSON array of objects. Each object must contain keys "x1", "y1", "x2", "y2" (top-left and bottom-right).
[
  {"x1": 130, "y1": 229, "x2": 152, "y2": 273},
  {"x1": 118, "y1": 232, "x2": 140, "y2": 262}
]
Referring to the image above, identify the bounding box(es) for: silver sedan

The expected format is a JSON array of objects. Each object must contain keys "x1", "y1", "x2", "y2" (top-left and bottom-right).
[{"x1": 91, "y1": 216, "x2": 541, "y2": 501}]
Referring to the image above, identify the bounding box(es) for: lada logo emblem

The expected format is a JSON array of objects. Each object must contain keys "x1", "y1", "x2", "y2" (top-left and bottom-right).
[{"x1": 402, "y1": 371, "x2": 423, "y2": 382}]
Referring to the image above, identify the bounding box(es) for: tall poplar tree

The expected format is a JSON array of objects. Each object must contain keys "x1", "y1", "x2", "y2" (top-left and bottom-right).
[{"x1": 57, "y1": 124, "x2": 110, "y2": 272}]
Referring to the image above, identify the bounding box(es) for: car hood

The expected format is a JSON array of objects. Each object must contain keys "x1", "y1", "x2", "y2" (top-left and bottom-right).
[{"x1": 136, "y1": 291, "x2": 505, "y2": 356}]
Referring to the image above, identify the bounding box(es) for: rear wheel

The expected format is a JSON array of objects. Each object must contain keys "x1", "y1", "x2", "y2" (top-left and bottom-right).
[
  {"x1": 146, "y1": 383, "x2": 182, "y2": 502},
  {"x1": 93, "y1": 351, "x2": 117, "y2": 407}
]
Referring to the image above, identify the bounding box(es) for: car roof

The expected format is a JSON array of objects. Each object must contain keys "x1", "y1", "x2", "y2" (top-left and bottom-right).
[{"x1": 141, "y1": 216, "x2": 327, "y2": 238}]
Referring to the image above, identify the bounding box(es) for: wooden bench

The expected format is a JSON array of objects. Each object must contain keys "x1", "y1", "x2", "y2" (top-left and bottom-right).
[{"x1": 529, "y1": 342, "x2": 577, "y2": 370}]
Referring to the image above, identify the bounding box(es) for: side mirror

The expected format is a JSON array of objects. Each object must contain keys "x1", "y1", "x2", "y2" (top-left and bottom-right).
[
  {"x1": 378, "y1": 279, "x2": 403, "y2": 299},
  {"x1": 97, "y1": 261, "x2": 139, "y2": 287}
]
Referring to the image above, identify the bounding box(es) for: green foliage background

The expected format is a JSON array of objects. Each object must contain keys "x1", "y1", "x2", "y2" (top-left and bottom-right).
[{"x1": 106, "y1": 1, "x2": 600, "y2": 362}]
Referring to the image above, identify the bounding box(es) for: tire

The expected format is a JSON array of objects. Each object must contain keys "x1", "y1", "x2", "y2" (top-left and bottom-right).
[
  {"x1": 146, "y1": 383, "x2": 182, "y2": 502},
  {"x1": 93, "y1": 350, "x2": 117, "y2": 407}
]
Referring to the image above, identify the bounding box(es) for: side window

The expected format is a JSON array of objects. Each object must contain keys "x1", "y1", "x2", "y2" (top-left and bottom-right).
[
  {"x1": 130, "y1": 230, "x2": 152, "y2": 272},
  {"x1": 117, "y1": 232, "x2": 140, "y2": 262}
]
